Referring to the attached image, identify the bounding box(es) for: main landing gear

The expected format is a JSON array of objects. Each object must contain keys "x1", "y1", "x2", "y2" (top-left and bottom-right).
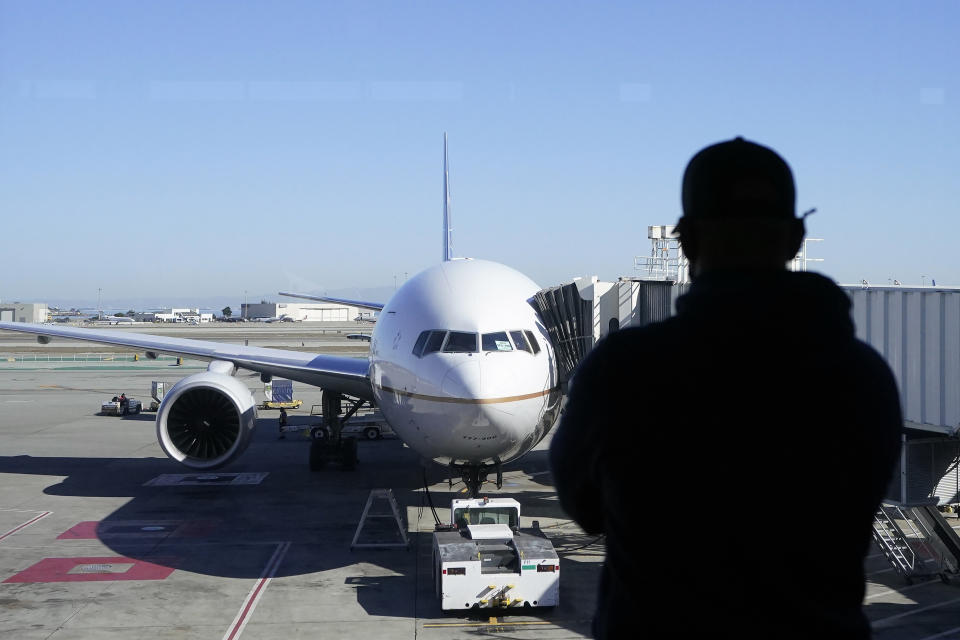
[
  {"x1": 309, "y1": 390, "x2": 364, "y2": 471},
  {"x1": 454, "y1": 459, "x2": 503, "y2": 498}
]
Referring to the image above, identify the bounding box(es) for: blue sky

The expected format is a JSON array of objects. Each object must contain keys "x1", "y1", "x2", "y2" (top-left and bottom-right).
[{"x1": 1, "y1": 1, "x2": 957, "y2": 307}]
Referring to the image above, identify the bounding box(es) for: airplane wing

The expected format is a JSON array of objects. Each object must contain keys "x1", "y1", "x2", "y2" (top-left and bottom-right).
[
  {"x1": 278, "y1": 292, "x2": 384, "y2": 311},
  {"x1": 0, "y1": 322, "x2": 373, "y2": 400}
]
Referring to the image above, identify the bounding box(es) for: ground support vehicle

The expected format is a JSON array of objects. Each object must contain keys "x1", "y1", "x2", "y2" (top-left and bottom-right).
[
  {"x1": 101, "y1": 396, "x2": 142, "y2": 416},
  {"x1": 260, "y1": 399, "x2": 303, "y2": 410},
  {"x1": 432, "y1": 497, "x2": 560, "y2": 610},
  {"x1": 310, "y1": 403, "x2": 393, "y2": 440},
  {"x1": 146, "y1": 381, "x2": 166, "y2": 412},
  {"x1": 260, "y1": 379, "x2": 303, "y2": 410}
]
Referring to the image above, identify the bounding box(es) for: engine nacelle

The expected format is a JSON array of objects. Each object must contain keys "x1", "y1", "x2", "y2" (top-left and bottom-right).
[{"x1": 156, "y1": 371, "x2": 257, "y2": 470}]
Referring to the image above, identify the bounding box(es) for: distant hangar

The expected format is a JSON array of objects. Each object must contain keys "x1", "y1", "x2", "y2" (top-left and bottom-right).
[
  {"x1": 240, "y1": 301, "x2": 373, "y2": 322},
  {"x1": 0, "y1": 302, "x2": 48, "y2": 323}
]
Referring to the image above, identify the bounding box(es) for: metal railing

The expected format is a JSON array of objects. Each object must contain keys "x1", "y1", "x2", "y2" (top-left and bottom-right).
[{"x1": 0, "y1": 352, "x2": 184, "y2": 367}]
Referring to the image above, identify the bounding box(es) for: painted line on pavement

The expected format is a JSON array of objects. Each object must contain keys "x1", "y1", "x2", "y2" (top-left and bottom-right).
[
  {"x1": 222, "y1": 541, "x2": 290, "y2": 640},
  {"x1": 873, "y1": 595, "x2": 960, "y2": 628},
  {"x1": 423, "y1": 621, "x2": 552, "y2": 628},
  {"x1": 0, "y1": 511, "x2": 51, "y2": 543},
  {"x1": 919, "y1": 624, "x2": 960, "y2": 640}
]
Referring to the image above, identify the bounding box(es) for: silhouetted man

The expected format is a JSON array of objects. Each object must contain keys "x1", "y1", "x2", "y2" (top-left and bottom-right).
[{"x1": 550, "y1": 137, "x2": 902, "y2": 639}]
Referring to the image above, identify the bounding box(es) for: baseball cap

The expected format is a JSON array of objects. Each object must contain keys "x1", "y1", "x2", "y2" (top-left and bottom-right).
[{"x1": 680, "y1": 137, "x2": 796, "y2": 221}]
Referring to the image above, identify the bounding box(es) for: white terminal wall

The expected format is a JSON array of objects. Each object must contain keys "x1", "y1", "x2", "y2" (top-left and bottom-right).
[
  {"x1": 241, "y1": 302, "x2": 362, "y2": 322},
  {"x1": 572, "y1": 279, "x2": 960, "y2": 503},
  {"x1": 0, "y1": 303, "x2": 48, "y2": 323},
  {"x1": 582, "y1": 280, "x2": 959, "y2": 434},
  {"x1": 843, "y1": 286, "x2": 960, "y2": 434}
]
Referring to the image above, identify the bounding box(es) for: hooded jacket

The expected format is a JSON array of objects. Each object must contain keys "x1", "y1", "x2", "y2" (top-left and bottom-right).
[{"x1": 550, "y1": 270, "x2": 902, "y2": 639}]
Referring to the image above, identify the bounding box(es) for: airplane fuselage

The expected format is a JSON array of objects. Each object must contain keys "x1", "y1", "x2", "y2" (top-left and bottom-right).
[{"x1": 369, "y1": 259, "x2": 561, "y2": 467}]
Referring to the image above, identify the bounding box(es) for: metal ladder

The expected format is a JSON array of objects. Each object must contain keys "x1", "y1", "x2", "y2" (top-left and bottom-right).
[
  {"x1": 350, "y1": 488, "x2": 409, "y2": 550},
  {"x1": 873, "y1": 506, "x2": 919, "y2": 579},
  {"x1": 872, "y1": 504, "x2": 954, "y2": 583}
]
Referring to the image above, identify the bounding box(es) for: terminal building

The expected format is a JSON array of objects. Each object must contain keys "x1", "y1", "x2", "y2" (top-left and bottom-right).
[
  {"x1": 241, "y1": 301, "x2": 370, "y2": 322},
  {"x1": 0, "y1": 302, "x2": 49, "y2": 323},
  {"x1": 542, "y1": 226, "x2": 960, "y2": 512},
  {"x1": 133, "y1": 308, "x2": 214, "y2": 323}
]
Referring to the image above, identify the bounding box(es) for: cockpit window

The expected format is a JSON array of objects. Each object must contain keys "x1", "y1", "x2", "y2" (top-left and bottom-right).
[
  {"x1": 482, "y1": 331, "x2": 513, "y2": 352},
  {"x1": 412, "y1": 330, "x2": 431, "y2": 357},
  {"x1": 422, "y1": 330, "x2": 446, "y2": 356},
  {"x1": 443, "y1": 331, "x2": 478, "y2": 353},
  {"x1": 524, "y1": 330, "x2": 541, "y2": 354},
  {"x1": 510, "y1": 330, "x2": 530, "y2": 352}
]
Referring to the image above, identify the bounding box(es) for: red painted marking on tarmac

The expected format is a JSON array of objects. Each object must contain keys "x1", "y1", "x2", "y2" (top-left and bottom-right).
[
  {"x1": 0, "y1": 511, "x2": 51, "y2": 542},
  {"x1": 225, "y1": 577, "x2": 269, "y2": 640},
  {"x1": 222, "y1": 542, "x2": 290, "y2": 640},
  {"x1": 57, "y1": 521, "x2": 99, "y2": 539},
  {"x1": 57, "y1": 519, "x2": 220, "y2": 540},
  {"x1": 3, "y1": 556, "x2": 176, "y2": 583}
]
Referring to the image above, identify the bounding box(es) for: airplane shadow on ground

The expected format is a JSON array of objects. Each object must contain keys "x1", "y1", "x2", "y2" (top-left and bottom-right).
[{"x1": 0, "y1": 416, "x2": 600, "y2": 632}]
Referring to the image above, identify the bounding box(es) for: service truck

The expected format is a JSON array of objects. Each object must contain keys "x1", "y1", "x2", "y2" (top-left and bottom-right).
[
  {"x1": 432, "y1": 497, "x2": 560, "y2": 610},
  {"x1": 100, "y1": 395, "x2": 141, "y2": 416},
  {"x1": 260, "y1": 379, "x2": 302, "y2": 410}
]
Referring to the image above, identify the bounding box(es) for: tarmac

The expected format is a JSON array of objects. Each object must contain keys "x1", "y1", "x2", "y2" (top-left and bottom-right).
[
  {"x1": 0, "y1": 330, "x2": 600, "y2": 639},
  {"x1": 1, "y1": 324, "x2": 959, "y2": 638}
]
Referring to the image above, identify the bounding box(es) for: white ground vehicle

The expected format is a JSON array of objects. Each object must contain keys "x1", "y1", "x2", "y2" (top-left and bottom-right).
[
  {"x1": 432, "y1": 497, "x2": 559, "y2": 610},
  {"x1": 101, "y1": 395, "x2": 142, "y2": 416},
  {"x1": 309, "y1": 404, "x2": 394, "y2": 440}
]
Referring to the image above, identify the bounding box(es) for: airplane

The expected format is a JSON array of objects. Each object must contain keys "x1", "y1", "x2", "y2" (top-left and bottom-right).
[{"x1": 0, "y1": 135, "x2": 562, "y2": 496}]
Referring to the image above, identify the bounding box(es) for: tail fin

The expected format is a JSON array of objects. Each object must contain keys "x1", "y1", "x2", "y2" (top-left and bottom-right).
[{"x1": 442, "y1": 132, "x2": 453, "y2": 261}]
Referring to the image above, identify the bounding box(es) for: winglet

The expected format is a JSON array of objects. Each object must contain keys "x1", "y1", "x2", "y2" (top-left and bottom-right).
[{"x1": 443, "y1": 132, "x2": 453, "y2": 261}]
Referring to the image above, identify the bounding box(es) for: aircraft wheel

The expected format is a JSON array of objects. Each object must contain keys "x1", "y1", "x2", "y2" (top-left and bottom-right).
[{"x1": 363, "y1": 427, "x2": 379, "y2": 440}]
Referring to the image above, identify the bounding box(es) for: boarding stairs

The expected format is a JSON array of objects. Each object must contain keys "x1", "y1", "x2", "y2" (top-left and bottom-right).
[{"x1": 872, "y1": 502, "x2": 960, "y2": 584}]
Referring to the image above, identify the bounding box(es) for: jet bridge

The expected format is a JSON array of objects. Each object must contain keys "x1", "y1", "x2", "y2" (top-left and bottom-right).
[
  {"x1": 530, "y1": 277, "x2": 680, "y2": 384},
  {"x1": 529, "y1": 282, "x2": 594, "y2": 384}
]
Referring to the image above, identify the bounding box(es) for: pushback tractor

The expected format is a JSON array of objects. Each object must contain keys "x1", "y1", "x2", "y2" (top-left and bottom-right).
[{"x1": 432, "y1": 497, "x2": 559, "y2": 610}]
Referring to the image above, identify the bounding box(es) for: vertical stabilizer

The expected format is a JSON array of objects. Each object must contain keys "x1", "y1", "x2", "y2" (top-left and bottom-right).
[{"x1": 442, "y1": 132, "x2": 453, "y2": 261}]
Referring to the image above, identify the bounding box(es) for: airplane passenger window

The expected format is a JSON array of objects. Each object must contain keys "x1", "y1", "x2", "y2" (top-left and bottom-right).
[
  {"x1": 509, "y1": 330, "x2": 530, "y2": 352},
  {"x1": 524, "y1": 330, "x2": 541, "y2": 354},
  {"x1": 482, "y1": 331, "x2": 513, "y2": 351},
  {"x1": 412, "y1": 330, "x2": 430, "y2": 357},
  {"x1": 422, "y1": 330, "x2": 446, "y2": 355},
  {"x1": 443, "y1": 331, "x2": 478, "y2": 353}
]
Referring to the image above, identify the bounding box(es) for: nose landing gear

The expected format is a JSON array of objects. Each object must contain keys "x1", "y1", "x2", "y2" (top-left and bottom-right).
[{"x1": 454, "y1": 459, "x2": 503, "y2": 498}]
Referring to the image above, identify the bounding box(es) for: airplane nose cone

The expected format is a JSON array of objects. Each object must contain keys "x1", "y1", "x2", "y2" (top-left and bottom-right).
[
  {"x1": 441, "y1": 358, "x2": 481, "y2": 398},
  {"x1": 438, "y1": 358, "x2": 525, "y2": 460}
]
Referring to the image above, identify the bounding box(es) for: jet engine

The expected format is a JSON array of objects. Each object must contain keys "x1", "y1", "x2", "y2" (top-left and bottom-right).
[{"x1": 156, "y1": 371, "x2": 257, "y2": 469}]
